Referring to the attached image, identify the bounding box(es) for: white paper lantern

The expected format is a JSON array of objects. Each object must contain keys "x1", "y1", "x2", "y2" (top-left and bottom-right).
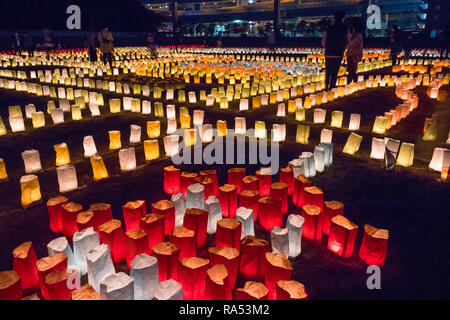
[
  {"x1": 234, "y1": 117, "x2": 246, "y2": 135},
  {"x1": 320, "y1": 128, "x2": 333, "y2": 143},
  {"x1": 167, "y1": 118, "x2": 177, "y2": 134},
  {"x1": 186, "y1": 183, "x2": 205, "y2": 210},
  {"x1": 261, "y1": 94, "x2": 269, "y2": 106},
  {"x1": 166, "y1": 89, "x2": 174, "y2": 100},
  {"x1": 288, "y1": 158, "x2": 305, "y2": 177},
  {"x1": 9, "y1": 116, "x2": 25, "y2": 132},
  {"x1": 236, "y1": 207, "x2": 254, "y2": 239},
  {"x1": 129, "y1": 125, "x2": 141, "y2": 144},
  {"x1": 142, "y1": 101, "x2": 151, "y2": 114},
  {"x1": 142, "y1": 85, "x2": 150, "y2": 97},
  {"x1": 201, "y1": 124, "x2": 213, "y2": 143},
  {"x1": 119, "y1": 147, "x2": 137, "y2": 172},
  {"x1": 429, "y1": 148, "x2": 450, "y2": 172},
  {"x1": 319, "y1": 142, "x2": 333, "y2": 168},
  {"x1": 73, "y1": 227, "x2": 100, "y2": 275},
  {"x1": 123, "y1": 97, "x2": 132, "y2": 111},
  {"x1": 59, "y1": 99, "x2": 71, "y2": 112},
  {"x1": 58, "y1": 87, "x2": 66, "y2": 99},
  {"x1": 21, "y1": 149, "x2": 42, "y2": 173},
  {"x1": 277, "y1": 103, "x2": 286, "y2": 117},
  {"x1": 370, "y1": 138, "x2": 386, "y2": 160},
  {"x1": 164, "y1": 135, "x2": 179, "y2": 157},
  {"x1": 193, "y1": 110, "x2": 204, "y2": 126},
  {"x1": 89, "y1": 103, "x2": 100, "y2": 116},
  {"x1": 276, "y1": 90, "x2": 284, "y2": 102},
  {"x1": 25, "y1": 104, "x2": 36, "y2": 119},
  {"x1": 188, "y1": 91, "x2": 197, "y2": 104},
  {"x1": 286, "y1": 214, "x2": 304, "y2": 258},
  {"x1": 270, "y1": 226, "x2": 289, "y2": 257},
  {"x1": 314, "y1": 108, "x2": 326, "y2": 124},
  {"x1": 57, "y1": 164, "x2": 78, "y2": 193},
  {"x1": 51, "y1": 108, "x2": 65, "y2": 124},
  {"x1": 314, "y1": 146, "x2": 325, "y2": 173},
  {"x1": 166, "y1": 105, "x2": 176, "y2": 119},
  {"x1": 171, "y1": 193, "x2": 186, "y2": 228},
  {"x1": 205, "y1": 196, "x2": 222, "y2": 235},
  {"x1": 272, "y1": 124, "x2": 286, "y2": 142},
  {"x1": 83, "y1": 136, "x2": 97, "y2": 157},
  {"x1": 206, "y1": 94, "x2": 215, "y2": 107},
  {"x1": 239, "y1": 99, "x2": 249, "y2": 111},
  {"x1": 130, "y1": 254, "x2": 158, "y2": 300},
  {"x1": 348, "y1": 113, "x2": 361, "y2": 131},
  {"x1": 87, "y1": 244, "x2": 116, "y2": 293}
]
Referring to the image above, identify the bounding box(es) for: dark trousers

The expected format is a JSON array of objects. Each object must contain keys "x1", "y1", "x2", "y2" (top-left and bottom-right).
[
  {"x1": 391, "y1": 51, "x2": 398, "y2": 66},
  {"x1": 102, "y1": 52, "x2": 112, "y2": 65},
  {"x1": 325, "y1": 56, "x2": 342, "y2": 90},
  {"x1": 347, "y1": 55, "x2": 359, "y2": 83}
]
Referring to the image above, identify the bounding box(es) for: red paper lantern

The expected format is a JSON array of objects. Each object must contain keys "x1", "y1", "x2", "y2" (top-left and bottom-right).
[
  {"x1": 76, "y1": 210, "x2": 95, "y2": 231},
  {"x1": 45, "y1": 269, "x2": 77, "y2": 300},
  {"x1": 218, "y1": 184, "x2": 238, "y2": 218},
  {"x1": 122, "y1": 200, "x2": 147, "y2": 232},
  {"x1": 323, "y1": 201, "x2": 344, "y2": 236},
  {"x1": 234, "y1": 281, "x2": 268, "y2": 300},
  {"x1": 195, "y1": 175, "x2": 214, "y2": 199},
  {"x1": 239, "y1": 189, "x2": 260, "y2": 222},
  {"x1": 270, "y1": 182, "x2": 288, "y2": 214},
  {"x1": 279, "y1": 167, "x2": 294, "y2": 195},
  {"x1": 71, "y1": 284, "x2": 102, "y2": 300},
  {"x1": 151, "y1": 200, "x2": 175, "y2": 236},
  {"x1": 301, "y1": 205, "x2": 322, "y2": 243},
  {"x1": 216, "y1": 218, "x2": 242, "y2": 252},
  {"x1": 12, "y1": 241, "x2": 39, "y2": 290},
  {"x1": 239, "y1": 236, "x2": 269, "y2": 281},
  {"x1": 164, "y1": 165, "x2": 180, "y2": 195},
  {"x1": 180, "y1": 172, "x2": 198, "y2": 199},
  {"x1": 208, "y1": 247, "x2": 239, "y2": 289},
  {"x1": 89, "y1": 203, "x2": 113, "y2": 230},
  {"x1": 200, "y1": 170, "x2": 219, "y2": 196},
  {"x1": 152, "y1": 242, "x2": 179, "y2": 282},
  {"x1": 140, "y1": 214, "x2": 165, "y2": 251},
  {"x1": 276, "y1": 280, "x2": 308, "y2": 300},
  {"x1": 241, "y1": 175, "x2": 258, "y2": 192},
  {"x1": 183, "y1": 208, "x2": 208, "y2": 248},
  {"x1": 169, "y1": 227, "x2": 196, "y2": 259},
  {"x1": 227, "y1": 168, "x2": 245, "y2": 194},
  {"x1": 359, "y1": 224, "x2": 389, "y2": 266},
  {"x1": 264, "y1": 252, "x2": 293, "y2": 300},
  {"x1": 258, "y1": 196, "x2": 283, "y2": 231},
  {"x1": 46, "y1": 195, "x2": 68, "y2": 233},
  {"x1": 292, "y1": 175, "x2": 311, "y2": 207},
  {"x1": 178, "y1": 257, "x2": 209, "y2": 300},
  {"x1": 61, "y1": 202, "x2": 83, "y2": 237},
  {"x1": 0, "y1": 271, "x2": 22, "y2": 300},
  {"x1": 206, "y1": 264, "x2": 232, "y2": 300},
  {"x1": 303, "y1": 186, "x2": 324, "y2": 214},
  {"x1": 125, "y1": 229, "x2": 149, "y2": 268},
  {"x1": 36, "y1": 253, "x2": 68, "y2": 300},
  {"x1": 255, "y1": 170, "x2": 272, "y2": 196},
  {"x1": 328, "y1": 215, "x2": 358, "y2": 258},
  {"x1": 98, "y1": 219, "x2": 126, "y2": 264}
]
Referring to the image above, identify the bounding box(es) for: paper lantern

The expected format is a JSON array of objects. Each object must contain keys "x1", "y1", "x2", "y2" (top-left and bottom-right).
[
  {"x1": 25, "y1": 104, "x2": 36, "y2": 118},
  {"x1": 264, "y1": 252, "x2": 292, "y2": 300},
  {"x1": 239, "y1": 237, "x2": 269, "y2": 281},
  {"x1": 46, "y1": 195, "x2": 68, "y2": 233},
  {"x1": 83, "y1": 136, "x2": 97, "y2": 158},
  {"x1": 154, "y1": 102, "x2": 164, "y2": 118},
  {"x1": 164, "y1": 135, "x2": 179, "y2": 157},
  {"x1": 396, "y1": 142, "x2": 414, "y2": 167},
  {"x1": 234, "y1": 117, "x2": 246, "y2": 135},
  {"x1": 206, "y1": 94, "x2": 215, "y2": 106},
  {"x1": 139, "y1": 213, "x2": 164, "y2": 251},
  {"x1": 21, "y1": 149, "x2": 42, "y2": 173},
  {"x1": 372, "y1": 116, "x2": 388, "y2": 134},
  {"x1": 127, "y1": 125, "x2": 141, "y2": 145},
  {"x1": 345, "y1": 113, "x2": 360, "y2": 131},
  {"x1": 216, "y1": 218, "x2": 242, "y2": 252},
  {"x1": 276, "y1": 167, "x2": 293, "y2": 196},
  {"x1": 164, "y1": 166, "x2": 180, "y2": 195},
  {"x1": 234, "y1": 281, "x2": 268, "y2": 300},
  {"x1": 254, "y1": 121, "x2": 266, "y2": 139},
  {"x1": 108, "y1": 130, "x2": 121, "y2": 150},
  {"x1": 239, "y1": 189, "x2": 260, "y2": 222},
  {"x1": 90, "y1": 155, "x2": 108, "y2": 181},
  {"x1": 295, "y1": 107, "x2": 305, "y2": 121},
  {"x1": 179, "y1": 172, "x2": 197, "y2": 199},
  {"x1": 56, "y1": 164, "x2": 78, "y2": 193},
  {"x1": 53, "y1": 143, "x2": 71, "y2": 167},
  {"x1": 140, "y1": 139, "x2": 159, "y2": 162},
  {"x1": 320, "y1": 200, "x2": 344, "y2": 235},
  {"x1": 343, "y1": 132, "x2": 363, "y2": 155},
  {"x1": 217, "y1": 120, "x2": 227, "y2": 137},
  {"x1": 73, "y1": 227, "x2": 100, "y2": 276},
  {"x1": 100, "y1": 272, "x2": 134, "y2": 300},
  {"x1": 239, "y1": 99, "x2": 249, "y2": 111},
  {"x1": 86, "y1": 246, "x2": 115, "y2": 294},
  {"x1": 146, "y1": 121, "x2": 160, "y2": 139},
  {"x1": 0, "y1": 158, "x2": 7, "y2": 181},
  {"x1": 109, "y1": 99, "x2": 121, "y2": 113},
  {"x1": 169, "y1": 227, "x2": 196, "y2": 259},
  {"x1": 0, "y1": 271, "x2": 22, "y2": 300},
  {"x1": 44, "y1": 269, "x2": 78, "y2": 300},
  {"x1": 152, "y1": 199, "x2": 175, "y2": 236},
  {"x1": 130, "y1": 254, "x2": 158, "y2": 300},
  {"x1": 208, "y1": 247, "x2": 239, "y2": 289},
  {"x1": 183, "y1": 208, "x2": 208, "y2": 248},
  {"x1": 258, "y1": 196, "x2": 282, "y2": 231},
  {"x1": 327, "y1": 215, "x2": 358, "y2": 258},
  {"x1": 193, "y1": 110, "x2": 204, "y2": 127},
  {"x1": 224, "y1": 168, "x2": 245, "y2": 195},
  {"x1": 276, "y1": 280, "x2": 308, "y2": 300},
  {"x1": 50, "y1": 108, "x2": 64, "y2": 124},
  {"x1": 98, "y1": 219, "x2": 125, "y2": 264},
  {"x1": 205, "y1": 264, "x2": 232, "y2": 300},
  {"x1": 330, "y1": 110, "x2": 343, "y2": 128},
  {"x1": 71, "y1": 284, "x2": 102, "y2": 300},
  {"x1": 20, "y1": 174, "x2": 41, "y2": 208},
  {"x1": 301, "y1": 205, "x2": 322, "y2": 242},
  {"x1": 118, "y1": 147, "x2": 136, "y2": 172},
  {"x1": 154, "y1": 279, "x2": 182, "y2": 300},
  {"x1": 125, "y1": 229, "x2": 149, "y2": 268},
  {"x1": 255, "y1": 168, "x2": 272, "y2": 196},
  {"x1": 9, "y1": 115, "x2": 25, "y2": 132},
  {"x1": 272, "y1": 123, "x2": 286, "y2": 142},
  {"x1": 429, "y1": 148, "x2": 450, "y2": 172},
  {"x1": 300, "y1": 152, "x2": 316, "y2": 178},
  {"x1": 178, "y1": 257, "x2": 209, "y2": 300},
  {"x1": 36, "y1": 253, "x2": 68, "y2": 300},
  {"x1": 200, "y1": 124, "x2": 212, "y2": 143},
  {"x1": 120, "y1": 200, "x2": 146, "y2": 232},
  {"x1": 423, "y1": 123, "x2": 437, "y2": 141},
  {"x1": 200, "y1": 170, "x2": 219, "y2": 196},
  {"x1": 270, "y1": 182, "x2": 288, "y2": 214},
  {"x1": 186, "y1": 183, "x2": 205, "y2": 210},
  {"x1": 71, "y1": 105, "x2": 82, "y2": 120},
  {"x1": 236, "y1": 206, "x2": 255, "y2": 239},
  {"x1": 292, "y1": 174, "x2": 312, "y2": 207},
  {"x1": 218, "y1": 184, "x2": 238, "y2": 218},
  {"x1": 370, "y1": 138, "x2": 385, "y2": 160},
  {"x1": 60, "y1": 202, "x2": 82, "y2": 237},
  {"x1": 359, "y1": 224, "x2": 389, "y2": 266},
  {"x1": 285, "y1": 214, "x2": 304, "y2": 258},
  {"x1": 0, "y1": 118, "x2": 7, "y2": 136},
  {"x1": 12, "y1": 242, "x2": 39, "y2": 290},
  {"x1": 314, "y1": 108, "x2": 326, "y2": 124},
  {"x1": 296, "y1": 124, "x2": 310, "y2": 144},
  {"x1": 314, "y1": 146, "x2": 325, "y2": 173},
  {"x1": 30, "y1": 111, "x2": 45, "y2": 129},
  {"x1": 152, "y1": 242, "x2": 179, "y2": 282}
]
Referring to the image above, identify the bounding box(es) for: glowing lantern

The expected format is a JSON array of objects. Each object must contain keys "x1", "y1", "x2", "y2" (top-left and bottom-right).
[
  {"x1": 258, "y1": 196, "x2": 282, "y2": 231},
  {"x1": 0, "y1": 271, "x2": 22, "y2": 300},
  {"x1": 152, "y1": 242, "x2": 179, "y2": 282},
  {"x1": 46, "y1": 195, "x2": 68, "y2": 233},
  {"x1": 272, "y1": 123, "x2": 286, "y2": 142},
  {"x1": 227, "y1": 168, "x2": 245, "y2": 193},
  {"x1": 0, "y1": 118, "x2": 7, "y2": 136},
  {"x1": 50, "y1": 108, "x2": 64, "y2": 124},
  {"x1": 56, "y1": 164, "x2": 78, "y2": 193},
  {"x1": 193, "y1": 110, "x2": 204, "y2": 126},
  {"x1": 200, "y1": 170, "x2": 219, "y2": 196},
  {"x1": 169, "y1": 227, "x2": 196, "y2": 259},
  {"x1": 234, "y1": 117, "x2": 246, "y2": 135},
  {"x1": 142, "y1": 100, "x2": 151, "y2": 114},
  {"x1": 217, "y1": 120, "x2": 227, "y2": 136},
  {"x1": 423, "y1": 123, "x2": 437, "y2": 141},
  {"x1": 369, "y1": 137, "x2": 385, "y2": 160},
  {"x1": 235, "y1": 281, "x2": 268, "y2": 300},
  {"x1": 61, "y1": 202, "x2": 82, "y2": 237},
  {"x1": 0, "y1": 158, "x2": 7, "y2": 182},
  {"x1": 98, "y1": 219, "x2": 125, "y2": 264},
  {"x1": 359, "y1": 224, "x2": 389, "y2": 266},
  {"x1": 429, "y1": 148, "x2": 450, "y2": 172},
  {"x1": 122, "y1": 200, "x2": 146, "y2": 231},
  {"x1": 9, "y1": 116, "x2": 25, "y2": 132},
  {"x1": 301, "y1": 205, "x2": 322, "y2": 242},
  {"x1": 238, "y1": 235, "x2": 268, "y2": 281},
  {"x1": 152, "y1": 199, "x2": 176, "y2": 236},
  {"x1": 13, "y1": 242, "x2": 39, "y2": 290},
  {"x1": 276, "y1": 280, "x2": 308, "y2": 300},
  {"x1": 36, "y1": 253, "x2": 68, "y2": 300},
  {"x1": 292, "y1": 174, "x2": 312, "y2": 207},
  {"x1": 255, "y1": 168, "x2": 272, "y2": 196},
  {"x1": 254, "y1": 121, "x2": 266, "y2": 139},
  {"x1": 108, "y1": 99, "x2": 120, "y2": 113},
  {"x1": 53, "y1": 143, "x2": 71, "y2": 167},
  {"x1": 396, "y1": 142, "x2": 414, "y2": 167},
  {"x1": 296, "y1": 124, "x2": 310, "y2": 144},
  {"x1": 270, "y1": 182, "x2": 288, "y2": 214},
  {"x1": 164, "y1": 135, "x2": 179, "y2": 157},
  {"x1": 71, "y1": 105, "x2": 82, "y2": 120},
  {"x1": 295, "y1": 107, "x2": 305, "y2": 121},
  {"x1": 146, "y1": 121, "x2": 160, "y2": 139},
  {"x1": 372, "y1": 116, "x2": 388, "y2": 135},
  {"x1": 348, "y1": 113, "x2": 361, "y2": 131},
  {"x1": 239, "y1": 99, "x2": 249, "y2": 111},
  {"x1": 108, "y1": 130, "x2": 121, "y2": 150},
  {"x1": 118, "y1": 147, "x2": 136, "y2": 172},
  {"x1": 343, "y1": 132, "x2": 362, "y2": 155},
  {"x1": 30, "y1": 111, "x2": 45, "y2": 129},
  {"x1": 330, "y1": 111, "x2": 343, "y2": 128},
  {"x1": 178, "y1": 257, "x2": 209, "y2": 300},
  {"x1": 21, "y1": 149, "x2": 42, "y2": 173},
  {"x1": 314, "y1": 108, "x2": 326, "y2": 123},
  {"x1": 216, "y1": 218, "x2": 242, "y2": 252},
  {"x1": 124, "y1": 229, "x2": 149, "y2": 268},
  {"x1": 129, "y1": 125, "x2": 141, "y2": 144},
  {"x1": 183, "y1": 208, "x2": 208, "y2": 248},
  {"x1": 90, "y1": 155, "x2": 108, "y2": 181},
  {"x1": 264, "y1": 252, "x2": 292, "y2": 300},
  {"x1": 206, "y1": 94, "x2": 215, "y2": 106},
  {"x1": 327, "y1": 215, "x2": 358, "y2": 258},
  {"x1": 140, "y1": 213, "x2": 164, "y2": 251},
  {"x1": 218, "y1": 184, "x2": 238, "y2": 218},
  {"x1": 154, "y1": 102, "x2": 164, "y2": 118},
  {"x1": 20, "y1": 174, "x2": 41, "y2": 208},
  {"x1": 163, "y1": 166, "x2": 180, "y2": 195},
  {"x1": 25, "y1": 104, "x2": 36, "y2": 119}
]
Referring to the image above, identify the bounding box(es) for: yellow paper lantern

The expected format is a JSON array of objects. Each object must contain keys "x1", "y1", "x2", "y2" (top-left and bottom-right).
[
  {"x1": 178, "y1": 90, "x2": 186, "y2": 103},
  {"x1": 90, "y1": 155, "x2": 109, "y2": 181},
  {"x1": 220, "y1": 97, "x2": 229, "y2": 109},
  {"x1": 31, "y1": 112, "x2": 45, "y2": 128},
  {"x1": 396, "y1": 143, "x2": 414, "y2": 167},
  {"x1": 343, "y1": 133, "x2": 363, "y2": 155},
  {"x1": 372, "y1": 116, "x2": 388, "y2": 134},
  {"x1": 296, "y1": 125, "x2": 310, "y2": 144},
  {"x1": 295, "y1": 108, "x2": 305, "y2": 121},
  {"x1": 109, "y1": 130, "x2": 122, "y2": 150},
  {"x1": 0, "y1": 158, "x2": 8, "y2": 181},
  {"x1": 54, "y1": 143, "x2": 71, "y2": 167},
  {"x1": 303, "y1": 96, "x2": 312, "y2": 109},
  {"x1": 287, "y1": 100, "x2": 296, "y2": 113},
  {"x1": 154, "y1": 102, "x2": 164, "y2": 118},
  {"x1": 0, "y1": 118, "x2": 6, "y2": 136},
  {"x1": 20, "y1": 174, "x2": 41, "y2": 208},
  {"x1": 147, "y1": 121, "x2": 161, "y2": 138},
  {"x1": 254, "y1": 121, "x2": 266, "y2": 139},
  {"x1": 184, "y1": 129, "x2": 196, "y2": 147},
  {"x1": 217, "y1": 120, "x2": 227, "y2": 137},
  {"x1": 252, "y1": 96, "x2": 261, "y2": 109},
  {"x1": 423, "y1": 123, "x2": 437, "y2": 141},
  {"x1": 131, "y1": 98, "x2": 141, "y2": 113},
  {"x1": 180, "y1": 113, "x2": 191, "y2": 129},
  {"x1": 331, "y1": 111, "x2": 344, "y2": 128},
  {"x1": 109, "y1": 99, "x2": 121, "y2": 113},
  {"x1": 71, "y1": 105, "x2": 82, "y2": 120},
  {"x1": 144, "y1": 139, "x2": 159, "y2": 161},
  {"x1": 47, "y1": 101, "x2": 56, "y2": 114}
]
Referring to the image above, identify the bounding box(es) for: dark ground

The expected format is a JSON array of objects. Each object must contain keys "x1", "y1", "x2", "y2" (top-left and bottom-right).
[{"x1": 0, "y1": 66, "x2": 449, "y2": 299}]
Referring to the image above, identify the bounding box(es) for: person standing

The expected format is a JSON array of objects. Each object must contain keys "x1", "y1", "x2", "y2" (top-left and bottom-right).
[
  {"x1": 346, "y1": 19, "x2": 363, "y2": 84},
  {"x1": 389, "y1": 25, "x2": 402, "y2": 66},
  {"x1": 85, "y1": 30, "x2": 97, "y2": 62},
  {"x1": 322, "y1": 10, "x2": 349, "y2": 90},
  {"x1": 146, "y1": 32, "x2": 157, "y2": 58},
  {"x1": 22, "y1": 32, "x2": 33, "y2": 57},
  {"x1": 98, "y1": 27, "x2": 114, "y2": 66},
  {"x1": 12, "y1": 32, "x2": 22, "y2": 55}
]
